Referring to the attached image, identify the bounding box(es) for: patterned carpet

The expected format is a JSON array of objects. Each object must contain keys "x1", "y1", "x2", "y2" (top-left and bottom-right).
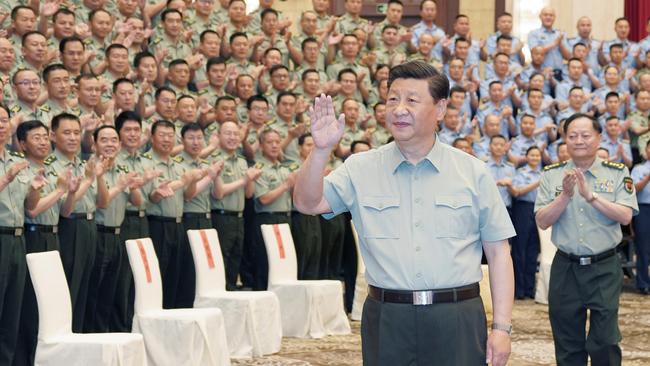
[{"x1": 232, "y1": 286, "x2": 650, "y2": 366}]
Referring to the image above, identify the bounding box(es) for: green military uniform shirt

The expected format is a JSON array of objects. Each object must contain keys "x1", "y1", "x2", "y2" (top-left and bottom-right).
[
  {"x1": 46, "y1": 150, "x2": 97, "y2": 215},
  {"x1": 630, "y1": 109, "x2": 650, "y2": 155},
  {"x1": 184, "y1": 9, "x2": 221, "y2": 48},
  {"x1": 247, "y1": 7, "x2": 286, "y2": 35},
  {"x1": 323, "y1": 141, "x2": 515, "y2": 290},
  {"x1": 265, "y1": 117, "x2": 303, "y2": 162},
  {"x1": 210, "y1": 149, "x2": 248, "y2": 212},
  {"x1": 116, "y1": 149, "x2": 147, "y2": 213},
  {"x1": 339, "y1": 124, "x2": 366, "y2": 150},
  {"x1": 141, "y1": 151, "x2": 185, "y2": 218},
  {"x1": 9, "y1": 100, "x2": 48, "y2": 123},
  {"x1": 335, "y1": 13, "x2": 368, "y2": 35},
  {"x1": 83, "y1": 36, "x2": 109, "y2": 70},
  {"x1": 39, "y1": 100, "x2": 79, "y2": 128},
  {"x1": 253, "y1": 155, "x2": 294, "y2": 213},
  {"x1": 24, "y1": 159, "x2": 60, "y2": 226},
  {"x1": 371, "y1": 125, "x2": 392, "y2": 148},
  {"x1": 534, "y1": 158, "x2": 639, "y2": 255},
  {"x1": 96, "y1": 163, "x2": 130, "y2": 227},
  {"x1": 371, "y1": 19, "x2": 409, "y2": 53},
  {"x1": 149, "y1": 34, "x2": 192, "y2": 67},
  {"x1": 0, "y1": 150, "x2": 31, "y2": 227},
  {"x1": 177, "y1": 151, "x2": 211, "y2": 213}
]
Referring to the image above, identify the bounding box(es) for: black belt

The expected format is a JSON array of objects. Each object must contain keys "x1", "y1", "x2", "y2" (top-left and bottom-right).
[
  {"x1": 0, "y1": 226, "x2": 23, "y2": 236},
  {"x1": 183, "y1": 212, "x2": 212, "y2": 219},
  {"x1": 557, "y1": 248, "x2": 617, "y2": 266},
  {"x1": 368, "y1": 283, "x2": 480, "y2": 305},
  {"x1": 211, "y1": 209, "x2": 243, "y2": 218},
  {"x1": 258, "y1": 211, "x2": 292, "y2": 217},
  {"x1": 97, "y1": 225, "x2": 121, "y2": 235},
  {"x1": 25, "y1": 223, "x2": 58, "y2": 234},
  {"x1": 65, "y1": 212, "x2": 95, "y2": 220},
  {"x1": 148, "y1": 215, "x2": 182, "y2": 223},
  {"x1": 125, "y1": 210, "x2": 146, "y2": 218}
]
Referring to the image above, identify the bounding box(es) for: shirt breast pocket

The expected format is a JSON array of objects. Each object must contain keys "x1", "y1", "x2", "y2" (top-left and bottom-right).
[
  {"x1": 434, "y1": 195, "x2": 476, "y2": 238},
  {"x1": 359, "y1": 196, "x2": 401, "y2": 239}
]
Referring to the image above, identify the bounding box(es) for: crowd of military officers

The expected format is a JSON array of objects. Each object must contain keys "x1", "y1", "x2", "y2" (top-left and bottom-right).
[{"x1": 0, "y1": 0, "x2": 649, "y2": 364}]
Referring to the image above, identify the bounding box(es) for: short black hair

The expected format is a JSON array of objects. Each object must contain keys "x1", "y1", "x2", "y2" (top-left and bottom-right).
[
  {"x1": 93, "y1": 125, "x2": 119, "y2": 142},
  {"x1": 276, "y1": 90, "x2": 296, "y2": 105},
  {"x1": 200, "y1": 29, "x2": 219, "y2": 43},
  {"x1": 489, "y1": 134, "x2": 507, "y2": 144},
  {"x1": 155, "y1": 86, "x2": 176, "y2": 100},
  {"x1": 151, "y1": 119, "x2": 175, "y2": 135},
  {"x1": 605, "y1": 91, "x2": 620, "y2": 100},
  {"x1": 53, "y1": 8, "x2": 75, "y2": 22},
  {"x1": 206, "y1": 56, "x2": 227, "y2": 72},
  {"x1": 59, "y1": 36, "x2": 84, "y2": 54},
  {"x1": 161, "y1": 8, "x2": 182, "y2": 22},
  {"x1": 112, "y1": 77, "x2": 134, "y2": 93},
  {"x1": 115, "y1": 110, "x2": 142, "y2": 132},
  {"x1": 269, "y1": 64, "x2": 289, "y2": 76},
  {"x1": 525, "y1": 145, "x2": 541, "y2": 156},
  {"x1": 88, "y1": 8, "x2": 110, "y2": 22},
  {"x1": 215, "y1": 95, "x2": 236, "y2": 107},
  {"x1": 43, "y1": 63, "x2": 67, "y2": 83},
  {"x1": 563, "y1": 113, "x2": 602, "y2": 135},
  {"x1": 301, "y1": 68, "x2": 320, "y2": 81},
  {"x1": 133, "y1": 51, "x2": 155, "y2": 68},
  {"x1": 260, "y1": 7, "x2": 278, "y2": 21},
  {"x1": 301, "y1": 37, "x2": 318, "y2": 51},
  {"x1": 298, "y1": 133, "x2": 312, "y2": 146},
  {"x1": 180, "y1": 123, "x2": 203, "y2": 138},
  {"x1": 351, "y1": 140, "x2": 371, "y2": 153},
  {"x1": 169, "y1": 59, "x2": 189, "y2": 69},
  {"x1": 247, "y1": 94, "x2": 268, "y2": 110},
  {"x1": 496, "y1": 34, "x2": 513, "y2": 43},
  {"x1": 388, "y1": 61, "x2": 449, "y2": 102},
  {"x1": 105, "y1": 43, "x2": 128, "y2": 57},
  {"x1": 11, "y1": 5, "x2": 34, "y2": 20},
  {"x1": 337, "y1": 68, "x2": 357, "y2": 81},
  {"x1": 21, "y1": 30, "x2": 46, "y2": 47},
  {"x1": 16, "y1": 120, "x2": 47, "y2": 143},
  {"x1": 51, "y1": 112, "x2": 80, "y2": 131},
  {"x1": 229, "y1": 31, "x2": 247, "y2": 44}
]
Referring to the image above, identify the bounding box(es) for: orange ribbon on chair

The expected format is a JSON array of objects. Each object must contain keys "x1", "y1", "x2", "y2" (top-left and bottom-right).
[
  {"x1": 199, "y1": 230, "x2": 216, "y2": 269},
  {"x1": 272, "y1": 224, "x2": 285, "y2": 259},
  {"x1": 136, "y1": 240, "x2": 152, "y2": 283}
]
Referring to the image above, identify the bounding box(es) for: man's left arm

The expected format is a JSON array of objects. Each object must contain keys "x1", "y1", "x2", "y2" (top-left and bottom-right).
[{"x1": 483, "y1": 239, "x2": 513, "y2": 366}]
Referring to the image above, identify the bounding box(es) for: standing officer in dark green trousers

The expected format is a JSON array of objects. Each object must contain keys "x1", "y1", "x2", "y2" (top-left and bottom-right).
[
  {"x1": 0, "y1": 107, "x2": 43, "y2": 366},
  {"x1": 319, "y1": 153, "x2": 345, "y2": 280},
  {"x1": 86, "y1": 125, "x2": 145, "y2": 332},
  {"x1": 15, "y1": 120, "x2": 72, "y2": 366},
  {"x1": 536, "y1": 113, "x2": 639, "y2": 366},
  {"x1": 176, "y1": 123, "x2": 222, "y2": 307},
  {"x1": 211, "y1": 121, "x2": 261, "y2": 291},
  {"x1": 142, "y1": 120, "x2": 202, "y2": 309},
  {"x1": 114, "y1": 111, "x2": 156, "y2": 331},
  {"x1": 47, "y1": 112, "x2": 99, "y2": 333},
  {"x1": 292, "y1": 133, "x2": 322, "y2": 280},
  {"x1": 253, "y1": 129, "x2": 296, "y2": 291},
  {"x1": 295, "y1": 63, "x2": 516, "y2": 366}
]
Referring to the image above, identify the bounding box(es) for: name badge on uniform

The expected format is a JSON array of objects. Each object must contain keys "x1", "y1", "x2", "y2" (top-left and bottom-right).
[{"x1": 593, "y1": 179, "x2": 614, "y2": 193}]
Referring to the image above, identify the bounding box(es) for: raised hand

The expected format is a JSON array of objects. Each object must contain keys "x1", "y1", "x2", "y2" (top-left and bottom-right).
[
  {"x1": 41, "y1": 0, "x2": 61, "y2": 17},
  {"x1": 244, "y1": 167, "x2": 262, "y2": 182},
  {"x1": 3, "y1": 161, "x2": 29, "y2": 183},
  {"x1": 152, "y1": 180, "x2": 174, "y2": 199},
  {"x1": 30, "y1": 168, "x2": 47, "y2": 191},
  {"x1": 562, "y1": 170, "x2": 576, "y2": 197},
  {"x1": 308, "y1": 94, "x2": 345, "y2": 150},
  {"x1": 207, "y1": 160, "x2": 224, "y2": 179}
]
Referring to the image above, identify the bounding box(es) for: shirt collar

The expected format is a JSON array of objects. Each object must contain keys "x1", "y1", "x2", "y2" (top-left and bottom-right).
[
  {"x1": 387, "y1": 139, "x2": 443, "y2": 174},
  {"x1": 566, "y1": 157, "x2": 602, "y2": 178},
  {"x1": 54, "y1": 149, "x2": 76, "y2": 166}
]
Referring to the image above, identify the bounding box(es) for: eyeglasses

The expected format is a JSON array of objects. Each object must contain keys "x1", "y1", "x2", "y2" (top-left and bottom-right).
[{"x1": 15, "y1": 80, "x2": 41, "y2": 87}]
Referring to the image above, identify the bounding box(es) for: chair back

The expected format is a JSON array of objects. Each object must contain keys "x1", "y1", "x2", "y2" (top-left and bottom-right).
[
  {"x1": 26, "y1": 251, "x2": 72, "y2": 340},
  {"x1": 125, "y1": 238, "x2": 163, "y2": 314},
  {"x1": 187, "y1": 229, "x2": 227, "y2": 298},
  {"x1": 261, "y1": 223, "x2": 298, "y2": 284},
  {"x1": 537, "y1": 226, "x2": 557, "y2": 264}
]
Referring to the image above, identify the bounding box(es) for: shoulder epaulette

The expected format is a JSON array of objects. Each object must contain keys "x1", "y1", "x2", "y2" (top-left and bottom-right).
[
  {"x1": 172, "y1": 155, "x2": 183, "y2": 163},
  {"x1": 40, "y1": 103, "x2": 51, "y2": 112},
  {"x1": 265, "y1": 119, "x2": 277, "y2": 126},
  {"x1": 197, "y1": 89, "x2": 208, "y2": 96},
  {"x1": 44, "y1": 155, "x2": 57, "y2": 165},
  {"x1": 602, "y1": 160, "x2": 625, "y2": 170},
  {"x1": 152, "y1": 37, "x2": 162, "y2": 45},
  {"x1": 254, "y1": 162, "x2": 264, "y2": 169},
  {"x1": 543, "y1": 161, "x2": 568, "y2": 171},
  {"x1": 117, "y1": 164, "x2": 129, "y2": 173},
  {"x1": 140, "y1": 152, "x2": 152, "y2": 160},
  {"x1": 287, "y1": 162, "x2": 300, "y2": 172},
  {"x1": 207, "y1": 124, "x2": 218, "y2": 131},
  {"x1": 10, "y1": 105, "x2": 20, "y2": 113},
  {"x1": 9, "y1": 150, "x2": 24, "y2": 158},
  {"x1": 210, "y1": 150, "x2": 222, "y2": 159},
  {"x1": 478, "y1": 103, "x2": 488, "y2": 110},
  {"x1": 200, "y1": 159, "x2": 209, "y2": 165},
  {"x1": 83, "y1": 38, "x2": 93, "y2": 45}
]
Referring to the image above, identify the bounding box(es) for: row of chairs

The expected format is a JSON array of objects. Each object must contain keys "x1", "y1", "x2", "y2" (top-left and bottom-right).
[{"x1": 26, "y1": 224, "x2": 351, "y2": 366}]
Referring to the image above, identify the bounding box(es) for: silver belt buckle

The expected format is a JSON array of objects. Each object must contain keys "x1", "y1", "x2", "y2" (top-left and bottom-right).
[
  {"x1": 87, "y1": 213, "x2": 94, "y2": 220},
  {"x1": 413, "y1": 290, "x2": 433, "y2": 305},
  {"x1": 205, "y1": 213, "x2": 211, "y2": 219},
  {"x1": 579, "y1": 257, "x2": 592, "y2": 266},
  {"x1": 14, "y1": 228, "x2": 23, "y2": 236},
  {"x1": 175, "y1": 217, "x2": 182, "y2": 223},
  {"x1": 52, "y1": 226, "x2": 58, "y2": 234},
  {"x1": 115, "y1": 227, "x2": 121, "y2": 235},
  {"x1": 138, "y1": 210, "x2": 145, "y2": 218}
]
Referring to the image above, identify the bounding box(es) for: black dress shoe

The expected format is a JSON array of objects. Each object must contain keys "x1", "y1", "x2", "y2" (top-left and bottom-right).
[{"x1": 639, "y1": 288, "x2": 650, "y2": 295}]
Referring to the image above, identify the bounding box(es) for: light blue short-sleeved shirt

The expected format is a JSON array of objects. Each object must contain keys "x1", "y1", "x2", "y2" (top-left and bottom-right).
[
  {"x1": 631, "y1": 160, "x2": 650, "y2": 204},
  {"x1": 513, "y1": 165, "x2": 542, "y2": 203},
  {"x1": 486, "y1": 156, "x2": 516, "y2": 207},
  {"x1": 322, "y1": 141, "x2": 515, "y2": 290},
  {"x1": 528, "y1": 27, "x2": 563, "y2": 70}
]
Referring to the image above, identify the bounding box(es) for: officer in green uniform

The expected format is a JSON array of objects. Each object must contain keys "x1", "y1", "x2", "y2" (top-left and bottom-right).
[
  {"x1": 211, "y1": 121, "x2": 260, "y2": 290},
  {"x1": 265, "y1": 91, "x2": 308, "y2": 163},
  {"x1": 176, "y1": 123, "x2": 220, "y2": 307},
  {"x1": 291, "y1": 133, "x2": 322, "y2": 280},
  {"x1": 40, "y1": 64, "x2": 76, "y2": 127},
  {"x1": 141, "y1": 120, "x2": 202, "y2": 308},
  {"x1": 148, "y1": 9, "x2": 193, "y2": 67},
  {"x1": 335, "y1": 0, "x2": 368, "y2": 35},
  {"x1": 86, "y1": 126, "x2": 144, "y2": 333},
  {"x1": 0, "y1": 105, "x2": 41, "y2": 366},
  {"x1": 535, "y1": 113, "x2": 639, "y2": 366},
  {"x1": 336, "y1": 98, "x2": 368, "y2": 158},
  {"x1": 10, "y1": 69, "x2": 48, "y2": 122},
  {"x1": 114, "y1": 111, "x2": 155, "y2": 331},
  {"x1": 47, "y1": 112, "x2": 98, "y2": 333},
  {"x1": 252, "y1": 128, "x2": 296, "y2": 290},
  {"x1": 15, "y1": 120, "x2": 70, "y2": 366},
  {"x1": 295, "y1": 63, "x2": 516, "y2": 366}
]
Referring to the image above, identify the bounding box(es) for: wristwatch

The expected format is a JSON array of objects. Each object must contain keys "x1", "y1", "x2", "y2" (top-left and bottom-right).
[
  {"x1": 492, "y1": 323, "x2": 512, "y2": 336},
  {"x1": 587, "y1": 192, "x2": 599, "y2": 203}
]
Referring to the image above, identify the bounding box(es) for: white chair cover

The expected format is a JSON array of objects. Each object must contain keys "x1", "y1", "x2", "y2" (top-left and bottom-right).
[
  {"x1": 125, "y1": 238, "x2": 231, "y2": 366},
  {"x1": 350, "y1": 221, "x2": 367, "y2": 321},
  {"x1": 480, "y1": 265, "x2": 493, "y2": 317},
  {"x1": 535, "y1": 226, "x2": 557, "y2": 304},
  {"x1": 187, "y1": 229, "x2": 282, "y2": 358},
  {"x1": 261, "y1": 223, "x2": 351, "y2": 338},
  {"x1": 26, "y1": 251, "x2": 147, "y2": 366}
]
